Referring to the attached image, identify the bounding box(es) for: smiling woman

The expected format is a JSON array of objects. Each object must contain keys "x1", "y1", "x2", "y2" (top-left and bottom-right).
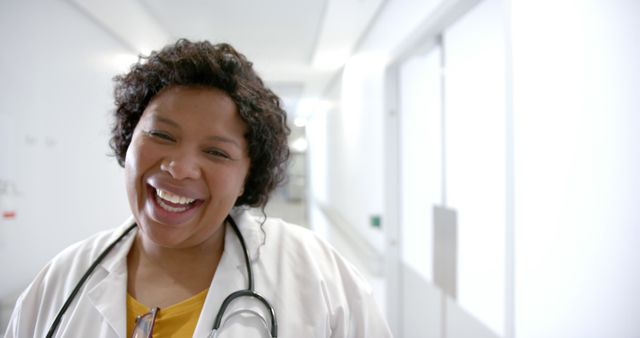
[
  {"x1": 125, "y1": 87, "x2": 250, "y2": 251},
  {"x1": 3, "y1": 39, "x2": 392, "y2": 338}
]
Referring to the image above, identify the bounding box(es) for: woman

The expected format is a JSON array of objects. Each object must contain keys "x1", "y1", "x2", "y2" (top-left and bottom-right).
[{"x1": 4, "y1": 40, "x2": 392, "y2": 337}]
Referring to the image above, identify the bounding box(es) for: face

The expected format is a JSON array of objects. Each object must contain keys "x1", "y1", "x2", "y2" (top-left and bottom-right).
[{"x1": 124, "y1": 86, "x2": 250, "y2": 249}]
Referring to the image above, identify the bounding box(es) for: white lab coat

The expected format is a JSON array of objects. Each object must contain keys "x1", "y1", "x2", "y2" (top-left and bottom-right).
[{"x1": 4, "y1": 208, "x2": 392, "y2": 337}]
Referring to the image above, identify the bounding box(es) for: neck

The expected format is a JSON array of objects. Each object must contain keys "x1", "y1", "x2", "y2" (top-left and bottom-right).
[
  {"x1": 127, "y1": 225, "x2": 225, "y2": 307},
  {"x1": 137, "y1": 230, "x2": 225, "y2": 268}
]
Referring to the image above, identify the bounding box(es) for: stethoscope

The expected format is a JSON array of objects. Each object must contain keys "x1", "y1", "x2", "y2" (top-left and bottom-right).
[{"x1": 45, "y1": 215, "x2": 278, "y2": 338}]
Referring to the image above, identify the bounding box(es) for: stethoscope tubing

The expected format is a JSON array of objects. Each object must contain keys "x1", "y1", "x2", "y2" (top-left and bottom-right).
[
  {"x1": 45, "y1": 216, "x2": 277, "y2": 338},
  {"x1": 45, "y1": 223, "x2": 137, "y2": 338},
  {"x1": 218, "y1": 216, "x2": 278, "y2": 337}
]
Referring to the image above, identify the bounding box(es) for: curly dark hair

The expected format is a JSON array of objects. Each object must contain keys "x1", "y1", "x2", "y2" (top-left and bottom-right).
[{"x1": 110, "y1": 39, "x2": 290, "y2": 208}]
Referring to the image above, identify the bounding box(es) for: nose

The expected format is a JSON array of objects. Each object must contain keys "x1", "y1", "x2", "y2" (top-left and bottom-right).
[{"x1": 160, "y1": 152, "x2": 202, "y2": 180}]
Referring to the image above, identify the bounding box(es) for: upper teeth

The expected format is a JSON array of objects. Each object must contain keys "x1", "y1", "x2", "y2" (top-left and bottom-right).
[{"x1": 156, "y1": 189, "x2": 195, "y2": 205}]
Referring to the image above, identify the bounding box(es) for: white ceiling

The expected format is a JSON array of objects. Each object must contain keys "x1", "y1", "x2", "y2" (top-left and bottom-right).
[{"x1": 66, "y1": 0, "x2": 386, "y2": 116}]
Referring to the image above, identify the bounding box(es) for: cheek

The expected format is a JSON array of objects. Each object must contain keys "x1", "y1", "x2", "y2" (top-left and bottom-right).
[
  {"x1": 239, "y1": 166, "x2": 250, "y2": 196},
  {"x1": 124, "y1": 143, "x2": 140, "y2": 183},
  {"x1": 207, "y1": 167, "x2": 249, "y2": 199},
  {"x1": 123, "y1": 136, "x2": 150, "y2": 203},
  {"x1": 123, "y1": 150, "x2": 141, "y2": 209},
  {"x1": 124, "y1": 135, "x2": 155, "y2": 175}
]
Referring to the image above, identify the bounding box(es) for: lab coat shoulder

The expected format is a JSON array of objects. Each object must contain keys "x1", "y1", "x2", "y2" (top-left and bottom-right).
[
  {"x1": 265, "y1": 218, "x2": 372, "y2": 293},
  {"x1": 259, "y1": 217, "x2": 393, "y2": 337},
  {"x1": 4, "y1": 220, "x2": 134, "y2": 338}
]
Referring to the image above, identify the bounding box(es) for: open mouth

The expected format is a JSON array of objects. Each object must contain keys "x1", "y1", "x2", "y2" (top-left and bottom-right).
[{"x1": 151, "y1": 186, "x2": 203, "y2": 213}]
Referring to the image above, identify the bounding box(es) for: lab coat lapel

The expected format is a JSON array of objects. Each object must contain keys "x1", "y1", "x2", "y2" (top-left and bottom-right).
[
  {"x1": 192, "y1": 209, "x2": 264, "y2": 338},
  {"x1": 233, "y1": 209, "x2": 265, "y2": 263},
  {"x1": 87, "y1": 224, "x2": 137, "y2": 337}
]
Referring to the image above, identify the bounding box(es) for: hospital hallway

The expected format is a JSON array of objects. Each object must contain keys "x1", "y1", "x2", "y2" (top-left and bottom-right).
[{"x1": 2, "y1": 0, "x2": 640, "y2": 337}]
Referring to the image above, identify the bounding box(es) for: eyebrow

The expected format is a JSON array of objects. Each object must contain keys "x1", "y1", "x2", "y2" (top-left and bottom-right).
[
  {"x1": 151, "y1": 115, "x2": 243, "y2": 149},
  {"x1": 154, "y1": 115, "x2": 179, "y2": 128}
]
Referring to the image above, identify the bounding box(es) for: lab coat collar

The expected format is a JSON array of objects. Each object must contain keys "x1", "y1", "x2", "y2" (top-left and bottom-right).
[
  {"x1": 230, "y1": 207, "x2": 266, "y2": 262},
  {"x1": 87, "y1": 217, "x2": 137, "y2": 337},
  {"x1": 192, "y1": 208, "x2": 265, "y2": 337}
]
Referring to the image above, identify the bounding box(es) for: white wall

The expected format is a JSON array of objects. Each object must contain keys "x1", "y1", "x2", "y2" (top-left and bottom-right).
[
  {"x1": 306, "y1": 0, "x2": 452, "y2": 267},
  {"x1": 306, "y1": 83, "x2": 333, "y2": 240},
  {"x1": 358, "y1": 0, "x2": 444, "y2": 56},
  {"x1": 363, "y1": 0, "x2": 640, "y2": 337},
  {"x1": 331, "y1": 55, "x2": 387, "y2": 251},
  {"x1": 394, "y1": 0, "x2": 508, "y2": 336},
  {"x1": 443, "y1": 0, "x2": 507, "y2": 333},
  {"x1": 511, "y1": 0, "x2": 640, "y2": 336},
  {"x1": 398, "y1": 44, "x2": 442, "y2": 283},
  {"x1": 0, "y1": 0, "x2": 131, "y2": 316}
]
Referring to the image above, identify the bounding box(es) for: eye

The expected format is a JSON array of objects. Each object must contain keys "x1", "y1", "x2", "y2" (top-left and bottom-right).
[
  {"x1": 205, "y1": 148, "x2": 231, "y2": 160},
  {"x1": 145, "y1": 130, "x2": 175, "y2": 142}
]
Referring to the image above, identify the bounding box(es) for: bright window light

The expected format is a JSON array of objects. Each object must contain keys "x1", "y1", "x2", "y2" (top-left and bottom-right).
[
  {"x1": 294, "y1": 117, "x2": 307, "y2": 127},
  {"x1": 138, "y1": 46, "x2": 152, "y2": 57},
  {"x1": 312, "y1": 48, "x2": 351, "y2": 70},
  {"x1": 110, "y1": 53, "x2": 138, "y2": 73},
  {"x1": 290, "y1": 137, "x2": 308, "y2": 153},
  {"x1": 295, "y1": 98, "x2": 333, "y2": 120}
]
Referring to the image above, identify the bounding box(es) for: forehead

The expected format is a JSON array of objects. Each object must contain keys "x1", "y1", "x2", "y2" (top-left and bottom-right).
[
  {"x1": 147, "y1": 86, "x2": 237, "y2": 114},
  {"x1": 143, "y1": 86, "x2": 241, "y2": 123},
  {"x1": 141, "y1": 86, "x2": 247, "y2": 140}
]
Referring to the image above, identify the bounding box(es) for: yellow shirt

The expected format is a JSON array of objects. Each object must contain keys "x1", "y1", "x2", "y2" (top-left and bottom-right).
[{"x1": 127, "y1": 289, "x2": 208, "y2": 337}]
